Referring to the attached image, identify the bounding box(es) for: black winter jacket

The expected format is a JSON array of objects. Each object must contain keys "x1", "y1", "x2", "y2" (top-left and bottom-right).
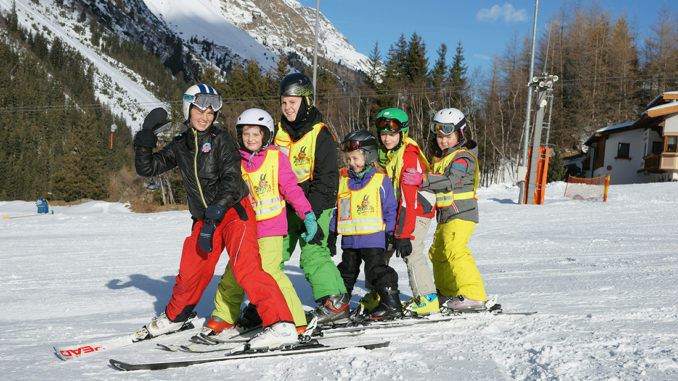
[
  {"x1": 135, "y1": 123, "x2": 250, "y2": 220},
  {"x1": 279, "y1": 107, "x2": 338, "y2": 214}
]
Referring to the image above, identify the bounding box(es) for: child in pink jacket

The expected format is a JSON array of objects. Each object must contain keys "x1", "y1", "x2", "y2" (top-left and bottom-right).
[{"x1": 199, "y1": 108, "x2": 318, "y2": 342}]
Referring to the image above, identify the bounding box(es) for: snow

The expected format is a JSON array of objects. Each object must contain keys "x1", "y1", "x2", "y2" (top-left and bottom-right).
[{"x1": 1, "y1": 181, "x2": 678, "y2": 379}]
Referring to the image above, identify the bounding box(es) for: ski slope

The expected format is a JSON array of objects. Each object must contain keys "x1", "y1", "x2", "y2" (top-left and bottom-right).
[{"x1": 1, "y1": 181, "x2": 677, "y2": 379}]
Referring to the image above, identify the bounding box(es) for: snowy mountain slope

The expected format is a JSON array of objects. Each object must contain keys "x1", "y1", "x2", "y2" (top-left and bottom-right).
[
  {"x1": 0, "y1": 0, "x2": 166, "y2": 128},
  {"x1": 1, "y1": 181, "x2": 677, "y2": 379}
]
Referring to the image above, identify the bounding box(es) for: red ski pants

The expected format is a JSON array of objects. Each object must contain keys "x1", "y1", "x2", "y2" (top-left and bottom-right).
[{"x1": 165, "y1": 198, "x2": 293, "y2": 327}]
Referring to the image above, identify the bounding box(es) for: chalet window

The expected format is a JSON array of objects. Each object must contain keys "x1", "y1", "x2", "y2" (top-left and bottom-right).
[
  {"x1": 667, "y1": 137, "x2": 677, "y2": 153},
  {"x1": 616, "y1": 142, "x2": 630, "y2": 159},
  {"x1": 651, "y1": 141, "x2": 663, "y2": 155}
]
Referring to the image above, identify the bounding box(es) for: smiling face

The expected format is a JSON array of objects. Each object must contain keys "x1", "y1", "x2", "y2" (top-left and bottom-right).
[
  {"x1": 379, "y1": 131, "x2": 401, "y2": 150},
  {"x1": 280, "y1": 95, "x2": 302, "y2": 122},
  {"x1": 436, "y1": 131, "x2": 459, "y2": 151},
  {"x1": 240, "y1": 125, "x2": 265, "y2": 152},
  {"x1": 189, "y1": 106, "x2": 215, "y2": 131},
  {"x1": 345, "y1": 150, "x2": 366, "y2": 174}
]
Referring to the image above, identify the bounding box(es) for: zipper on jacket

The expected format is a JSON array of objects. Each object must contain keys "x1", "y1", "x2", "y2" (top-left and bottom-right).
[{"x1": 193, "y1": 129, "x2": 208, "y2": 209}]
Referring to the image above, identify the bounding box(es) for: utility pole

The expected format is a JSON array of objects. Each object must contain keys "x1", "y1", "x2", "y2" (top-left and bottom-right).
[
  {"x1": 518, "y1": 0, "x2": 539, "y2": 203},
  {"x1": 312, "y1": 0, "x2": 320, "y2": 101}
]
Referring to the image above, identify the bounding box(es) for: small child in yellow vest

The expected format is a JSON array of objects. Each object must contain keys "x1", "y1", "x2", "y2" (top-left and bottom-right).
[
  {"x1": 328, "y1": 130, "x2": 402, "y2": 320},
  {"x1": 198, "y1": 108, "x2": 319, "y2": 343},
  {"x1": 402, "y1": 108, "x2": 488, "y2": 312}
]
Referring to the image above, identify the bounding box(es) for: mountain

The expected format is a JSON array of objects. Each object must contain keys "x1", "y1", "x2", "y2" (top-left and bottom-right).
[{"x1": 0, "y1": 0, "x2": 370, "y2": 129}]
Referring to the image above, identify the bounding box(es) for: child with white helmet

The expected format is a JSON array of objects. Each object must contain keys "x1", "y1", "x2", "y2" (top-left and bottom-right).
[
  {"x1": 402, "y1": 108, "x2": 488, "y2": 312},
  {"x1": 198, "y1": 108, "x2": 317, "y2": 347},
  {"x1": 133, "y1": 86, "x2": 295, "y2": 350}
]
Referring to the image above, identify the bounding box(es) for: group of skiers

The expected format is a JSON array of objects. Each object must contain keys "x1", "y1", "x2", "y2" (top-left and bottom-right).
[{"x1": 133, "y1": 73, "x2": 487, "y2": 351}]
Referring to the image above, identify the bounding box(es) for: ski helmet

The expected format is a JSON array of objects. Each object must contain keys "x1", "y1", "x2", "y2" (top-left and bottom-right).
[
  {"x1": 182, "y1": 84, "x2": 223, "y2": 122},
  {"x1": 375, "y1": 108, "x2": 409, "y2": 133},
  {"x1": 430, "y1": 108, "x2": 467, "y2": 144},
  {"x1": 235, "y1": 108, "x2": 275, "y2": 151},
  {"x1": 341, "y1": 129, "x2": 379, "y2": 165},
  {"x1": 279, "y1": 72, "x2": 314, "y2": 106}
]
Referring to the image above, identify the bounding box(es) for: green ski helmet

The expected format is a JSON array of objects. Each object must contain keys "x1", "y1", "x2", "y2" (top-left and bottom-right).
[{"x1": 375, "y1": 108, "x2": 409, "y2": 148}]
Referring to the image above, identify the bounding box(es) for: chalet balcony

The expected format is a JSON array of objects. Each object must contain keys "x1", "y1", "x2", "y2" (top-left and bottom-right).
[{"x1": 644, "y1": 153, "x2": 662, "y2": 173}]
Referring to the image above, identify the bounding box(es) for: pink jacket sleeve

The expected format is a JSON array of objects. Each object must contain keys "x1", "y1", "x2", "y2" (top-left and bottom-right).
[{"x1": 277, "y1": 151, "x2": 313, "y2": 218}]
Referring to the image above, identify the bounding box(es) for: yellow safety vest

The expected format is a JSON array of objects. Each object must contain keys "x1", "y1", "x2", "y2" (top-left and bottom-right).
[
  {"x1": 384, "y1": 137, "x2": 430, "y2": 200},
  {"x1": 241, "y1": 150, "x2": 286, "y2": 221},
  {"x1": 336, "y1": 173, "x2": 386, "y2": 235},
  {"x1": 274, "y1": 123, "x2": 326, "y2": 183},
  {"x1": 431, "y1": 149, "x2": 479, "y2": 208}
]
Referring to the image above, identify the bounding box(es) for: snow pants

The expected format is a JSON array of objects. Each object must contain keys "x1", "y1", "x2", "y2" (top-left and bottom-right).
[
  {"x1": 378, "y1": 216, "x2": 436, "y2": 298},
  {"x1": 165, "y1": 199, "x2": 293, "y2": 328},
  {"x1": 337, "y1": 247, "x2": 398, "y2": 295},
  {"x1": 428, "y1": 219, "x2": 487, "y2": 301},
  {"x1": 282, "y1": 208, "x2": 347, "y2": 301},
  {"x1": 211, "y1": 235, "x2": 307, "y2": 329}
]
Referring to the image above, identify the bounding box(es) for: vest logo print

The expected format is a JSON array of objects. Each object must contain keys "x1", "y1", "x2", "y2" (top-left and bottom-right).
[
  {"x1": 253, "y1": 174, "x2": 271, "y2": 195},
  {"x1": 293, "y1": 146, "x2": 310, "y2": 166},
  {"x1": 201, "y1": 142, "x2": 211, "y2": 153},
  {"x1": 356, "y1": 195, "x2": 375, "y2": 215}
]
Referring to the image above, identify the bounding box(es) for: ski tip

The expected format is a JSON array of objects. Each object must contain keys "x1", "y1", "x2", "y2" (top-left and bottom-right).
[
  {"x1": 363, "y1": 341, "x2": 390, "y2": 350},
  {"x1": 53, "y1": 347, "x2": 68, "y2": 361},
  {"x1": 109, "y1": 359, "x2": 129, "y2": 371}
]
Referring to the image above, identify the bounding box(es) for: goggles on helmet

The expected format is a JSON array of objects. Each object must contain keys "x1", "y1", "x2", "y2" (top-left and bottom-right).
[
  {"x1": 430, "y1": 118, "x2": 465, "y2": 135},
  {"x1": 341, "y1": 140, "x2": 367, "y2": 152},
  {"x1": 184, "y1": 93, "x2": 223, "y2": 112},
  {"x1": 375, "y1": 117, "x2": 404, "y2": 132}
]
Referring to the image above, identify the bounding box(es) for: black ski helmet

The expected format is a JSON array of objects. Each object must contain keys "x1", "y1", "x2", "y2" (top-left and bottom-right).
[
  {"x1": 341, "y1": 129, "x2": 379, "y2": 165},
  {"x1": 279, "y1": 72, "x2": 314, "y2": 106}
]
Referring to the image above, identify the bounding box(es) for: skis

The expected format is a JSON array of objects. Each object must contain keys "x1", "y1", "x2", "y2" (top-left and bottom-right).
[
  {"x1": 110, "y1": 340, "x2": 390, "y2": 371},
  {"x1": 53, "y1": 316, "x2": 204, "y2": 360}
]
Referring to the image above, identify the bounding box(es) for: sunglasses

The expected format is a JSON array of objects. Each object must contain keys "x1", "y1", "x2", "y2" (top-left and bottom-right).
[
  {"x1": 184, "y1": 93, "x2": 223, "y2": 112},
  {"x1": 375, "y1": 117, "x2": 406, "y2": 132}
]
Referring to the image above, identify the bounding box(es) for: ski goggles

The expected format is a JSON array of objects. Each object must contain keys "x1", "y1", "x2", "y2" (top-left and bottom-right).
[
  {"x1": 341, "y1": 140, "x2": 367, "y2": 152},
  {"x1": 430, "y1": 118, "x2": 466, "y2": 135},
  {"x1": 375, "y1": 117, "x2": 406, "y2": 132},
  {"x1": 184, "y1": 93, "x2": 223, "y2": 112}
]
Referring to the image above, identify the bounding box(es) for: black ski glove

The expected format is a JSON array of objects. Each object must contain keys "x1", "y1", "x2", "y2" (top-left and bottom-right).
[
  {"x1": 308, "y1": 223, "x2": 325, "y2": 246},
  {"x1": 385, "y1": 232, "x2": 395, "y2": 253},
  {"x1": 326, "y1": 231, "x2": 337, "y2": 257},
  {"x1": 395, "y1": 237, "x2": 413, "y2": 258},
  {"x1": 199, "y1": 205, "x2": 225, "y2": 254},
  {"x1": 134, "y1": 108, "x2": 170, "y2": 148}
]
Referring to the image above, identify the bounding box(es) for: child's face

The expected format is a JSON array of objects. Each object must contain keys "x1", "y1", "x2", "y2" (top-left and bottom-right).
[
  {"x1": 280, "y1": 95, "x2": 302, "y2": 122},
  {"x1": 436, "y1": 131, "x2": 459, "y2": 151},
  {"x1": 241, "y1": 125, "x2": 264, "y2": 151},
  {"x1": 345, "y1": 150, "x2": 366, "y2": 173},
  {"x1": 379, "y1": 131, "x2": 400, "y2": 150},
  {"x1": 189, "y1": 107, "x2": 215, "y2": 131}
]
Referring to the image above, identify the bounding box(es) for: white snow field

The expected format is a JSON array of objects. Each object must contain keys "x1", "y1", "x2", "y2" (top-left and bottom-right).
[{"x1": 1, "y1": 181, "x2": 677, "y2": 380}]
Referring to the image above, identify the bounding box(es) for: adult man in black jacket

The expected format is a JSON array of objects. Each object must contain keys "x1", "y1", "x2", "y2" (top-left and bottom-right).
[{"x1": 133, "y1": 84, "x2": 297, "y2": 349}]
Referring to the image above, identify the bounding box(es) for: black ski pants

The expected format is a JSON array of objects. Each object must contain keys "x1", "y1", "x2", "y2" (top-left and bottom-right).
[{"x1": 337, "y1": 247, "x2": 398, "y2": 295}]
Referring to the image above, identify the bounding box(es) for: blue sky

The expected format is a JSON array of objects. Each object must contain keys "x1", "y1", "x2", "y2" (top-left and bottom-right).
[{"x1": 298, "y1": 0, "x2": 673, "y2": 73}]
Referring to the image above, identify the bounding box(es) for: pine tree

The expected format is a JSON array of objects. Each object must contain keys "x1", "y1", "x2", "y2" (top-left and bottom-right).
[
  {"x1": 448, "y1": 41, "x2": 469, "y2": 110},
  {"x1": 429, "y1": 43, "x2": 448, "y2": 103},
  {"x1": 405, "y1": 32, "x2": 428, "y2": 83}
]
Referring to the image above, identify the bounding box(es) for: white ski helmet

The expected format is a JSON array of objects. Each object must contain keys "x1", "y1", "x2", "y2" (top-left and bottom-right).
[
  {"x1": 182, "y1": 84, "x2": 223, "y2": 121},
  {"x1": 235, "y1": 108, "x2": 275, "y2": 151},
  {"x1": 430, "y1": 108, "x2": 467, "y2": 143}
]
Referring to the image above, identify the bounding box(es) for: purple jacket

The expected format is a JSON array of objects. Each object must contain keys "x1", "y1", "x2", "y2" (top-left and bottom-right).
[
  {"x1": 330, "y1": 166, "x2": 397, "y2": 250},
  {"x1": 241, "y1": 146, "x2": 313, "y2": 239}
]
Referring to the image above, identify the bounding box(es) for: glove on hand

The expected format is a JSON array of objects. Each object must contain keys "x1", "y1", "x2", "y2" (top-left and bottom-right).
[
  {"x1": 327, "y1": 231, "x2": 338, "y2": 257},
  {"x1": 134, "y1": 129, "x2": 157, "y2": 148},
  {"x1": 199, "y1": 206, "x2": 225, "y2": 254},
  {"x1": 395, "y1": 237, "x2": 413, "y2": 258},
  {"x1": 385, "y1": 232, "x2": 395, "y2": 252},
  {"x1": 143, "y1": 107, "x2": 170, "y2": 133},
  {"x1": 308, "y1": 223, "x2": 325, "y2": 246},
  {"x1": 402, "y1": 168, "x2": 424, "y2": 188},
  {"x1": 300, "y1": 212, "x2": 318, "y2": 243}
]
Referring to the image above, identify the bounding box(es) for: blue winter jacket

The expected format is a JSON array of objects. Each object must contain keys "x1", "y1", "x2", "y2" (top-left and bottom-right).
[{"x1": 330, "y1": 166, "x2": 397, "y2": 250}]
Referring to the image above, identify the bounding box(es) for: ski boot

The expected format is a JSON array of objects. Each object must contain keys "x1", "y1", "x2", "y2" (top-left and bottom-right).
[
  {"x1": 368, "y1": 287, "x2": 403, "y2": 320},
  {"x1": 145, "y1": 312, "x2": 185, "y2": 337},
  {"x1": 305, "y1": 294, "x2": 350, "y2": 327},
  {"x1": 358, "y1": 290, "x2": 380, "y2": 313},
  {"x1": 247, "y1": 321, "x2": 298, "y2": 350},
  {"x1": 193, "y1": 316, "x2": 246, "y2": 344},
  {"x1": 402, "y1": 293, "x2": 440, "y2": 317},
  {"x1": 440, "y1": 295, "x2": 486, "y2": 313},
  {"x1": 237, "y1": 303, "x2": 263, "y2": 330}
]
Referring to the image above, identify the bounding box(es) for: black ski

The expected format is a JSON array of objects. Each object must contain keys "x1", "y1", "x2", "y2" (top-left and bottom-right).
[{"x1": 110, "y1": 340, "x2": 390, "y2": 371}]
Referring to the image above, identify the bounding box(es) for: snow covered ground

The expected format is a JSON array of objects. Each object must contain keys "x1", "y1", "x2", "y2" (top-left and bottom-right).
[{"x1": 1, "y1": 181, "x2": 677, "y2": 380}]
